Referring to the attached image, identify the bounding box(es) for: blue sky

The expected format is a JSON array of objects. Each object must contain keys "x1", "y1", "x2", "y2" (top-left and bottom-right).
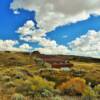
[
  {"x1": 0, "y1": 0, "x2": 34, "y2": 40},
  {"x1": 47, "y1": 15, "x2": 100, "y2": 45},
  {"x1": 0, "y1": 0, "x2": 100, "y2": 58}
]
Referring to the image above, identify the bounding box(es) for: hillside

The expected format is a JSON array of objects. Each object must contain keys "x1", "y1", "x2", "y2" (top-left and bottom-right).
[
  {"x1": 0, "y1": 51, "x2": 99, "y2": 66},
  {"x1": 0, "y1": 51, "x2": 100, "y2": 99},
  {"x1": 0, "y1": 51, "x2": 100, "y2": 81},
  {"x1": 0, "y1": 51, "x2": 100, "y2": 82}
]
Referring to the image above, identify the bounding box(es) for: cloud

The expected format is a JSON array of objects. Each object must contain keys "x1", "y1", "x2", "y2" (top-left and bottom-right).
[
  {"x1": 17, "y1": 20, "x2": 46, "y2": 43},
  {"x1": 0, "y1": 40, "x2": 32, "y2": 52},
  {"x1": 36, "y1": 30, "x2": 100, "y2": 57},
  {"x1": 35, "y1": 30, "x2": 100, "y2": 57},
  {"x1": 17, "y1": 20, "x2": 35, "y2": 35},
  {"x1": 13, "y1": 10, "x2": 20, "y2": 14},
  {"x1": 0, "y1": 39, "x2": 68, "y2": 54},
  {"x1": 16, "y1": 20, "x2": 100, "y2": 57},
  {"x1": 32, "y1": 37, "x2": 69, "y2": 55},
  {"x1": 62, "y1": 35, "x2": 68, "y2": 39},
  {"x1": 19, "y1": 30, "x2": 70, "y2": 55},
  {"x1": 69, "y1": 30, "x2": 100, "y2": 58},
  {"x1": 37, "y1": 46, "x2": 69, "y2": 55},
  {"x1": 11, "y1": 0, "x2": 100, "y2": 35},
  {"x1": 38, "y1": 38, "x2": 57, "y2": 47},
  {"x1": 19, "y1": 43, "x2": 32, "y2": 51},
  {"x1": 0, "y1": 40, "x2": 18, "y2": 51},
  {"x1": 10, "y1": 0, "x2": 100, "y2": 58},
  {"x1": 36, "y1": 39, "x2": 70, "y2": 55}
]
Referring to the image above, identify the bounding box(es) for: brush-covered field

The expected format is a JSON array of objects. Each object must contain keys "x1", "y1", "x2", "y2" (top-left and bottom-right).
[{"x1": 0, "y1": 51, "x2": 100, "y2": 100}]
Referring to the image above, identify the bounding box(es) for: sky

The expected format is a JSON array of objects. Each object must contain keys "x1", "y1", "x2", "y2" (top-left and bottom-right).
[{"x1": 0, "y1": 0, "x2": 100, "y2": 58}]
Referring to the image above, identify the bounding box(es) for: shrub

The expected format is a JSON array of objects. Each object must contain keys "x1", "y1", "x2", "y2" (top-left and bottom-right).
[
  {"x1": 94, "y1": 84, "x2": 100, "y2": 97},
  {"x1": 39, "y1": 89, "x2": 53, "y2": 97},
  {"x1": 14, "y1": 74, "x2": 25, "y2": 80},
  {"x1": 43, "y1": 62, "x2": 52, "y2": 68},
  {"x1": 34, "y1": 57, "x2": 44, "y2": 66},
  {"x1": 4, "y1": 81, "x2": 15, "y2": 88},
  {"x1": 86, "y1": 79, "x2": 98, "y2": 88},
  {"x1": 82, "y1": 86, "x2": 96, "y2": 100},
  {"x1": 15, "y1": 80, "x2": 33, "y2": 96},
  {"x1": 57, "y1": 77, "x2": 86, "y2": 96},
  {"x1": 52, "y1": 96, "x2": 63, "y2": 100},
  {"x1": 31, "y1": 76, "x2": 55, "y2": 91},
  {"x1": 83, "y1": 86, "x2": 96, "y2": 96},
  {"x1": 2, "y1": 76, "x2": 11, "y2": 82},
  {"x1": 11, "y1": 93, "x2": 25, "y2": 100},
  {"x1": 72, "y1": 70, "x2": 86, "y2": 77},
  {"x1": 15, "y1": 76, "x2": 55, "y2": 96},
  {"x1": 31, "y1": 76, "x2": 55, "y2": 97},
  {"x1": 34, "y1": 57, "x2": 51, "y2": 68},
  {"x1": 34, "y1": 89, "x2": 52, "y2": 97}
]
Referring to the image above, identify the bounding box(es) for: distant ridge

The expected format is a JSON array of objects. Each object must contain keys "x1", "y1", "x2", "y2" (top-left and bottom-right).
[
  {"x1": 0, "y1": 51, "x2": 100, "y2": 63},
  {"x1": 31, "y1": 51, "x2": 100, "y2": 63}
]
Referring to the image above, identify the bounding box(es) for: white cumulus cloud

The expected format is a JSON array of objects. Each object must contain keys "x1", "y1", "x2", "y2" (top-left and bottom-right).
[
  {"x1": 17, "y1": 20, "x2": 35, "y2": 35},
  {"x1": 10, "y1": 0, "x2": 100, "y2": 58},
  {"x1": 0, "y1": 40, "x2": 18, "y2": 51},
  {"x1": 19, "y1": 43, "x2": 32, "y2": 51},
  {"x1": 11, "y1": 0, "x2": 100, "y2": 35},
  {"x1": 36, "y1": 38, "x2": 70, "y2": 55},
  {"x1": 69, "y1": 30, "x2": 100, "y2": 58},
  {"x1": 0, "y1": 40, "x2": 32, "y2": 52}
]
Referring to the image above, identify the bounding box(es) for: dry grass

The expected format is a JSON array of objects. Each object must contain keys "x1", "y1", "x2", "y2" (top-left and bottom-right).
[
  {"x1": 0, "y1": 95, "x2": 99, "y2": 100},
  {"x1": 71, "y1": 61, "x2": 100, "y2": 83},
  {"x1": 71, "y1": 61, "x2": 100, "y2": 71},
  {"x1": 0, "y1": 52, "x2": 100, "y2": 99}
]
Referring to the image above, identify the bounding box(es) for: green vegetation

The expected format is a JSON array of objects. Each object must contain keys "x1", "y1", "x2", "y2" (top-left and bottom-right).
[
  {"x1": 34, "y1": 57, "x2": 52, "y2": 68},
  {"x1": 0, "y1": 51, "x2": 99, "y2": 100},
  {"x1": 94, "y1": 84, "x2": 100, "y2": 97},
  {"x1": 11, "y1": 93, "x2": 25, "y2": 100}
]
